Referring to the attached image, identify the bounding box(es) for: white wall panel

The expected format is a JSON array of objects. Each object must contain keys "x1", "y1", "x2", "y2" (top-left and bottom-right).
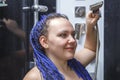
[{"x1": 57, "y1": 0, "x2": 104, "y2": 80}]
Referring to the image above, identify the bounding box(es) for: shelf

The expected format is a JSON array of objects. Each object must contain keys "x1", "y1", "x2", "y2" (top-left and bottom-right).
[{"x1": 0, "y1": 3, "x2": 8, "y2": 7}]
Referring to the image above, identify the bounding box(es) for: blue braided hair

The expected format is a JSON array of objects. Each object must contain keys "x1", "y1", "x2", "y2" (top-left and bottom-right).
[{"x1": 30, "y1": 13, "x2": 92, "y2": 80}]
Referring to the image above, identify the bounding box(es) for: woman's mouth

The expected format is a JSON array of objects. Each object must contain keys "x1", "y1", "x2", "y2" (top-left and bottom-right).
[{"x1": 65, "y1": 47, "x2": 75, "y2": 51}]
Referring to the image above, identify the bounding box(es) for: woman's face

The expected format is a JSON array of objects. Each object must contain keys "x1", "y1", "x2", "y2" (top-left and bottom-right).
[{"x1": 46, "y1": 18, "x2": 77, "y2": 60}]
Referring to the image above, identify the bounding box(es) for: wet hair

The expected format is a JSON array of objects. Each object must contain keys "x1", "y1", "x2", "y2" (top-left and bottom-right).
[{"x1": 30, "y1": 13, "x2": 92, "y2": 80}]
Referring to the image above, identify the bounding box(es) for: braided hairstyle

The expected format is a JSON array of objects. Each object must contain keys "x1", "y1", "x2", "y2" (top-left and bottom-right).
[
  {"x1": 30, "y1": 13, "x2": 92, "y2": 80},
  {"x1": 30, "y1": 13, "x2": 68, "y2": 80}
]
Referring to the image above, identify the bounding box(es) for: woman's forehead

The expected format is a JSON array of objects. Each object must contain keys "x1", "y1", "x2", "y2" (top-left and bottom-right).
[
  {"x1": 47, "y1": 18, "x2": 74, "y2": 32},
  {"x1": 49, "y1": 18, "x2": 71, "y2": 27}
]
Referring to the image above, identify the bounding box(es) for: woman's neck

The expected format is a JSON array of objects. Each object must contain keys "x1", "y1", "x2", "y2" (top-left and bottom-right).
[{"x1": 47, "y1": 53, "x2": 71, "y2": 72}]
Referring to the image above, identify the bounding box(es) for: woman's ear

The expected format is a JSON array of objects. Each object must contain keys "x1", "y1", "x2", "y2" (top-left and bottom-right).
[{"x1": 39, "y1": 36, "x2": 48, "y2": 49}]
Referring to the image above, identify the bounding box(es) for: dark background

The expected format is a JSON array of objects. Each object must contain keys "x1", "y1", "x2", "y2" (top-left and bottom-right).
[
  {"x1": 0, "y1": 0, "x2": 55, "y2": 80},
  {"x1": 104, "y1": 0, "x2": 120, "y2": 80}
]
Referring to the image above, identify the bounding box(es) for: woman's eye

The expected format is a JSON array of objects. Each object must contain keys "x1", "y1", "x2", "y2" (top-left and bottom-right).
[{"x1": 59, "y1": 33, "x2": 67, "y2": 38}]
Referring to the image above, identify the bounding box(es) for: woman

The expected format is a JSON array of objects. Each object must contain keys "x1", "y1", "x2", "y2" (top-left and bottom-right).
[{"x1": 23, "y1": 11, "x2": 100, "y2": 80}]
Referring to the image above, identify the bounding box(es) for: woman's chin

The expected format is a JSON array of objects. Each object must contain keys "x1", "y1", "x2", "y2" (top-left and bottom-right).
[{"x1": 66, "y1": 55, "x2": 74, "y2": 60}]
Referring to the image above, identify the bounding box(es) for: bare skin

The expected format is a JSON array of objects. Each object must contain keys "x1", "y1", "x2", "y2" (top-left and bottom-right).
[
  {"x1": 3, "y1": 18, "x2": 26, "y2": 40},
  {"x1": 3, "y1": 19, "x2": 33, "y2": 56},
  {"x1": 23, "y1": 11, "x2": 100, "y2": 80},
  {"x1": 24, "y1": 66, "x2": 83, "y2": 80}
]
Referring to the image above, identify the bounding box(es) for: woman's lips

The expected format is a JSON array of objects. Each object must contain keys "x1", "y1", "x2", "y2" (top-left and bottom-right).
[{"x1": 65, "y1": 47, "x2": 75, "y2": 51}]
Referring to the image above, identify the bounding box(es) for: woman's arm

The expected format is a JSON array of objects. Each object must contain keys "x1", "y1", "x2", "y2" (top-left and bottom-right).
[
  {"x1": 75, "y1": 11, "x2": 100, "y2": 67},
  {"x1": 3, "y1": 18, "x2": 26, "y2": 40},
  {"x1": 3, "y1": 18, "x2": 33, "y2": 56}
]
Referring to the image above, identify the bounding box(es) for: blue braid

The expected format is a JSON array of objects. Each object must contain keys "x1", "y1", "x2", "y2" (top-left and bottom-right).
[
  {"x1": 30, "y1": 13, "x2": 92, "y2": 80},
  {"x1": 30, "y1": 14, "x2": 64, "y2": 80},
  {"x1": 68, "y1": 59, "x2": 92, "y2": 80}
]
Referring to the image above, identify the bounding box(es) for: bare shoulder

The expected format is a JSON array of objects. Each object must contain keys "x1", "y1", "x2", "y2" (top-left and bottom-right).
[{"x1": 23, "y1": 66, "x2": 42, "y2": 80}]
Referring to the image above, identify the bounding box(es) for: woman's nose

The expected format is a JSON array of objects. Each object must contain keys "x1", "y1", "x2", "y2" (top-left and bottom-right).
[{"x1": 68, "y1": 35, "x2": 76, "y2": 43}]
